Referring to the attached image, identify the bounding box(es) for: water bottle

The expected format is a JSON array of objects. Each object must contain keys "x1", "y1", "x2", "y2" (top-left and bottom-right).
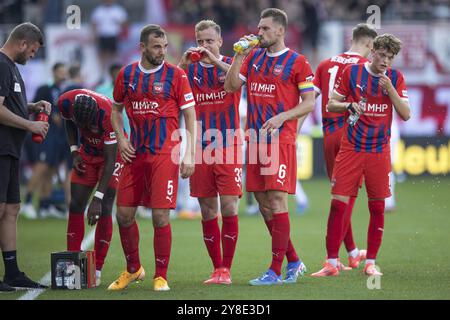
[
  {"x1": 233, "y1": 35, "x2": 260, "y2": 54},
  {"x1": 32, "y1": 110, "x2": 49, "y2": 143},
  {"x1": 189, "y1": 51, "x2": 203, "y2": 63},
  {"x1": 348, "y1": 98, "x2": 366, "y2": 127}
]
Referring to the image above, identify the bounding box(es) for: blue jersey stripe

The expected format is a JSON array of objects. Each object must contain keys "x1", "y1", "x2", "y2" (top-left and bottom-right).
[
  {"x1": 247, "y1": 103, "x2": 254, "y2": 130},
  {"x1": 135, "y1": 123, "x2": 141, "y2": 153},
  {"x1": 338, "y1": 116, "x2": 344, "y2": 129},
  {"x1": 360, "y1": 66, "x2": 369, "y2": 97},
  {"x1": 148, "y1": 120, "x2": 156, "y2": 154},
  {"x1": 97, "y1": 109, "x2": 105, "y2": 133},
  {"x1": 264, "y1": 56, "x2": 275, "y2": 76},
  {"x1": 123, "y1": 64, "x2": 133, "y2": 95},
  {"x1": 347, "y1": 125, "x2": 354, "y2": 145},
  {"x1": 196, "y1": 63, "x2": 204, "y2": 87},
  {"x1": 371, "y1": 76, "x2": 380, "y2": 96},
  {"x1": 207, "y1": 67, "x2": 214, "y2": 89},
  {"x1": 130, "y1": 125, "x2": 136, "y2": 148},
  {"x1": 354, "y1": 122, "x2": 364, "y2": 152},
  {"x1": 376, "y1": 124, "x2": 385, "y2": 153},
  {"x1": 282, "y1": 52, "x2": 298, "y2": 81},
  {"x1": 350, "y1": 65, "x2": 359, "y2": 97},
  {"x1": 228, "y1": 104, "x2": 236, "y2": 130},
  {"x1": 132, "y1": 66, "x2": 141, "y2": 94},
  {"x1": 200, "y1": 112, "x2": 207, "y2": 149},
  {"x1": 164, "y1": 66, "x2": 175, "y2": 99},
  {"x1": 365, "y1": 125, "x2": 376, "y2": 152},
  {"x1": 210, "y1": 112, "x2": 217, "y2": 148},
  {"x1": 188, "y1": 64, "x2": 195, "y2": 89},
  {"x1": 247, "y1": 49, "x2": 264, "y2": 77},
  {"x1": 391, "y1": 69, "x2": 398, "y2": 87},
  {"x1": 142, "y1": 72, "x2": 151, "y2": 94},
  {"x1": 159, "y1": 118, "x2": 167, "y2": 150},
  {"x1": 256, "y1": 104, "x2": 263, "y2": 131}
]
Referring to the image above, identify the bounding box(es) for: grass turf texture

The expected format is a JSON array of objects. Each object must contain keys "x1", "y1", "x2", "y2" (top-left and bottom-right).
[{"x1": 1, "y1": 177, "x2": 449, "y2": 300}]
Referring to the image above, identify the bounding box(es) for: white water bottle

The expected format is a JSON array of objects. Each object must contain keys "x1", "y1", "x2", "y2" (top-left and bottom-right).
[{"x1": 348, "y1": 98, "x2": 366, "y2": 127}]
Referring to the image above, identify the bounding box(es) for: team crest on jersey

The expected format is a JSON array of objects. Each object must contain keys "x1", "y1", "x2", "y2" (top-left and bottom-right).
[
  {"x1": 153, "y1": 82, "x2": 163, "y2": 94},
  {"x1": 218, "y1": 72, "x2": 226, "y2": 83},
  {"x1": 273, "y1": 64, "x2": 284, "y2": 76}
]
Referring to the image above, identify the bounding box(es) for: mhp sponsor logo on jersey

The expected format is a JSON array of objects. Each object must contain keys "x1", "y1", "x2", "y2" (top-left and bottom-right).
[
  {"x1": 131, "y1": 100, "x2": 159, "y2": 111},
  {"x1": 249, "y1": 82, "x2": 276, "y2": 94},
  {"x1": 196, "y1": 91, "x2": 227, "y2": 103},
  {"x1": 87, "y1": 137, "x2": 102, "y2": 145},
  {"x1": 366, "y1": 103, "x2": 389, "y2": 113}
]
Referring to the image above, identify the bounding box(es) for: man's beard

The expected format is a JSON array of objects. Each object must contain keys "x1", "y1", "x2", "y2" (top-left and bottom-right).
[
  {"x1": 259, "y1": 39, "x2": 274, "y2": 49},
  {"x1": 15, "y1": 52, "x2": 28, "y2": 65},
  {"x1": 144, "y1": 52, "x2": 164, "y2": 67}
]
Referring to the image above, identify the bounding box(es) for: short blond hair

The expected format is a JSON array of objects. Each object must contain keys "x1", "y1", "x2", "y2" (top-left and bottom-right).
[
  {"x1": 195, "y1": 20, "x2": 221, "y2": 36},
  {"x1": 373, "y1": 34, "x2": 402, "y2": 56}
]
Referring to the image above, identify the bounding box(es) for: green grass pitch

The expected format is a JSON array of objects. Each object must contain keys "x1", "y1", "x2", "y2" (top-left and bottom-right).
[{"x1": 1, "y1": 177, "x2": 449, "y2": 300}]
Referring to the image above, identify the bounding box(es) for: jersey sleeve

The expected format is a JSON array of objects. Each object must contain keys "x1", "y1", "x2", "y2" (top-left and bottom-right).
[
  {"x1": 176, "y1": 68, "x2": 195, "y2": 110},
  {"x1": 103, "y1": 113, "x2": 117, "y2": 145},
  {"x1": 239, "y1": 51, "x2": 253, "y2": 83},
  {"x1": 394, "y1": 70, "x2": 409, "y2": 102},
  {"x1": 0, "y1": 62, "x2": 12, "y2": 98},
  {"x1": 313, "y1": 60, "x2": 325, "y2": 95},
  {"x1": 57, "y1": 91, "x2": 75, "y2": 120},
  {"x1": 113, "y1": 67, "x2": 126, "y2": 104},
  {"x1": 334, "y1": 65, "x2": 351, "y2": 98},
  {"x1": 296, "y1": 56, "x2": 314, "y2": 95}
]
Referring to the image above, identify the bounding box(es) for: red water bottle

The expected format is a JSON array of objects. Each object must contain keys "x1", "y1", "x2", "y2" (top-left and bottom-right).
[
  {"x1": 32, "y1": 110, "x2": 49, "y2": 144},
  {"x1": 190, "y1": 51, "x2": 203, "y2": 63}
]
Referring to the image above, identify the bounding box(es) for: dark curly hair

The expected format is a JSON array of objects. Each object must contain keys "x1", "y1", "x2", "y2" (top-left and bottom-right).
[{"x1": 73, "y1": 94, "x2": 98, "y2": 127}]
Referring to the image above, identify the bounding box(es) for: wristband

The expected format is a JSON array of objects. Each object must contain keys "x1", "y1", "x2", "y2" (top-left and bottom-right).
[
  {"x1": 94, "y1": 191, "x2": 104, "y2": 200},
  {"x1": 70, "y1": 145, "x2": 79, "y2": 153},
  {"x1": 346, "y1": 103, "x2": 356, "y2": 114}
]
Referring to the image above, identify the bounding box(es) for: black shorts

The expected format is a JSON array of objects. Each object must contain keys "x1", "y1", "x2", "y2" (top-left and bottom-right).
[
  {"x1": 0, "y1": 155, "x2": 21, "y2": 204},
  {"x1": 98, "y1": 36, "x2": 118, "y2": 54}
]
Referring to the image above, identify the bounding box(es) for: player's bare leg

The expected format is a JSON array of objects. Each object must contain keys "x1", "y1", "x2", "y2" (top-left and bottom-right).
[{"x1": 151, "y1": 208, "x2": 171, "y2": 291}]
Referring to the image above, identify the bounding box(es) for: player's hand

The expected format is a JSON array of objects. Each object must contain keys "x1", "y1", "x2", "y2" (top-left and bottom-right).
[
  {"x1": 87, "y1": 197, "x2": 102, "y2": 226},
  {"x1": 236, "y1": 34, "x2": 259, "y2": 57},
  {"x1": 262, "y1": 114, "x2": 286, "y2": 135},
  {"x1": 72, "y1": 151, "x2": 86, "y2": 175},
  {"x1": 180, "y1": 157, "x2": 195, "y2": 179},
  {"x1": 196, "y1": 47, "x2": 216, "y2": 65},
  {"x1": 379, "y1": 74, "x2": 394, "y2": 94},
  {"x1": 179, "y1": 47, "x2": 198, "y2": 68},
  {"x1": 30, "y1": 100, "x2": 51, "y2": 114},
  {"x1": 28, "y1": 120, "x2": 49, "y2": 137},
  {"x1": 347, "y1": 102, "x2": 364, "y2": 115},
  {"x1": 118, "y1": 138, "x2": 136, "y2": 163}
]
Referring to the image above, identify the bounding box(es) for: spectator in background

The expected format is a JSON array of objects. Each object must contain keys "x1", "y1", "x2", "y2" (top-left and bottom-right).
[
  {"x1": 64, "y1": 63, "x2": 84, "y2": 92},
  {"x1": 95, "y1": 62, "x2": 130, "y2": 135},
  {"x1": 22, "y1": 62, "x2": 68, "y2": 219},
  {"x1": 91, "y1": 0, "x2": 128, "y2": 84}
]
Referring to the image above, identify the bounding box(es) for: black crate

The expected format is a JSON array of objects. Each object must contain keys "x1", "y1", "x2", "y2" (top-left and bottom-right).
[{"x1": 51, "y1": 251, "x2": 88, "y2": 289}]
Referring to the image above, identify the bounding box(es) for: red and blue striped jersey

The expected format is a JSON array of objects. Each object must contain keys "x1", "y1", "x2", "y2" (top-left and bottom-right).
[
  {"x1": 186, "y1": 56, "x2": 242, "y2": 149},
  {"x1": 113, "y1": 61, "x2": 195, "y2": 155},
  {"x1": 334, "y1": 62, "x2": 408, "y2": 153},
  {"x1": 58, "y1": 89, "x2": 117, "y2": 157},
  {"x1": 313, "y1": 52, "x2": 369, "y2": 135},
  {"x1": 239, "y1": 48, "x2": 314, "y2": 145}
]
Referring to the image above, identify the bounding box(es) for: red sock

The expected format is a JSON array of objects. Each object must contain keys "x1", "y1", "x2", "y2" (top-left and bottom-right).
[
  {"x1": 67, "y1": 212, "x2": 84, "y2": 251},
  {"x1": 342, "y1": 196, "x2": 357, "y2": 252},
  {"x1": 270, "y1": 212, "x2": 291, "y2": 275},
  {"x1": 264, "y1": 219, "x2": 299, "y2": 263},
  {"x1": 94, "y1": 215, "x2": 113, "y2": 271},
  {"x1": 326, "y1": 199, "x2": 347, "y2": 259},
  {"x1": 202, "y1": 217, "x2": 222, "y2": 269},
  {"x1": 221, "y1": 215, "x2": 238, "y2": 269},
  {"x1": 367, "y1": 200, "x2": 385, "y2": 260},
  {"x1": 119, "y1": 221, "x2": 141, "y2": 273},
  {"x1": 154, "y1": 224, "x2": 172, "y2": 280}
]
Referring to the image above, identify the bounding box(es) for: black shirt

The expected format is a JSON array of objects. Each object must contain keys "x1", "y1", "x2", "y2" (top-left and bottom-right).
[{"x1": 0, "y1": 51, "x2": 29, "y2": 159}]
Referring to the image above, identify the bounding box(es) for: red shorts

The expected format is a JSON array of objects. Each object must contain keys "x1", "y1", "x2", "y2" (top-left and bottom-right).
[
  {"x1": 116, "y1": 153, "x2": 179, "y2": 209},
  {"x1": 190, "y1": 146, "x2": 243, "y2": 198},
  {"x1": 246, "y1": 143, "x2": 296, "y2": 194},
  {"x1": 71, "y1": 151, "x2": 124, "y2": 189},
  {"x1": 331, "y1": 149, "x2": 391, "y2": 199},
  {"x1": 323, "y1": 130, "x2": 344, "y2": 180}
]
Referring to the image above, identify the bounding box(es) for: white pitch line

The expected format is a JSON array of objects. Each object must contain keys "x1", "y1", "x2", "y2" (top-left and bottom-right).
[{"x1": 18, "y1": 228, "x2": 97, "y2": 300}]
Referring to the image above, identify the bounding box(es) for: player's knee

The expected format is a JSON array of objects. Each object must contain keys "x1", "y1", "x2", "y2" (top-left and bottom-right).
[
  {"x1": 116, "y1": 213, "x2": 135, "y2": 227},
  {"x1": 267, "y1": 195, "x2": 287, "y2": 213},
  {"x1": 0, "y1": 203, "x2": 6, "y2": 220},
  {"x1": 220, "y1": 201, "x2": 238, "y2": 216},
  {"x1": 5, "y1": 204, "x2": 20, "y2": 220}
]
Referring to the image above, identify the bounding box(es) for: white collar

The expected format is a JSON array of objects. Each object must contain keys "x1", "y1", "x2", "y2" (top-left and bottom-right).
[
  {"x1": 364, "y1": 61, "x2": 387, "y2": 77},
  {"x1": 344, "y1": 51, "x2": 363, "y2": 57},
  {"x1": 267, "y1": 48, "x2": 289, "y2": 57},
  {"x1": 199, "y1": 55, "x2": 223, "y2": 68},
  {"x1": 138, "y1": 61, "x2": 164, "y2": 74}
]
